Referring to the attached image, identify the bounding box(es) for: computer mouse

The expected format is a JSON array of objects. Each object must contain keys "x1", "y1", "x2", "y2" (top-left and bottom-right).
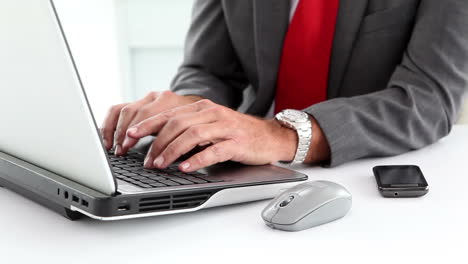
[{"x1": 261, "y1": 181, "x2": 352, "y2": 232}]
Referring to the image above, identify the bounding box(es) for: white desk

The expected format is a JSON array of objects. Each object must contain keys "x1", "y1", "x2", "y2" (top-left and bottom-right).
[{"x1": 1, "y1": 126, "x2": 467, "y2": 264}]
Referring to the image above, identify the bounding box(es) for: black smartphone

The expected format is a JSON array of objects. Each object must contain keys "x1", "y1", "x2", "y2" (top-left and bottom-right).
[{"x1": 373, "y1": 165, "x2": 429, "y2": 198}]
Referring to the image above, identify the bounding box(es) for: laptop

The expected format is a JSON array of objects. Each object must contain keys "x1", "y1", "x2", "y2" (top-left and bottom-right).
[{"x1": 0, "y1": 0, "x2": 307, "y2": 220}]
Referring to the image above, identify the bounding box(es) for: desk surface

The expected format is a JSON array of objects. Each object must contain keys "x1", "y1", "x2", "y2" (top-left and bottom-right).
[{"x1": 1, "y1": 126, "x2": 467, "y2": 264}]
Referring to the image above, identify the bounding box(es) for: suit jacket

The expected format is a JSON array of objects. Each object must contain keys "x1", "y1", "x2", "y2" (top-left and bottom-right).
[{"x1": 171, "y1": 0, "x2": 468, "y2": 166}]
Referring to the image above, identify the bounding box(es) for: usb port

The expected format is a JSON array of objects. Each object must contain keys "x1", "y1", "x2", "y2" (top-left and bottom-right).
[
  {"x1": 117, "y1": 205, "x2": 130, "y2": 212},
  {"x1": 81, "y1": 199, "x2": 89, "y2": 207},
  {"x1": 72, "y1": 195, "x2": 79, "y2": 203}
]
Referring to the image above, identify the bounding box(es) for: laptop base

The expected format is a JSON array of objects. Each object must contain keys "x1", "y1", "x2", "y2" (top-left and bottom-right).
[
  {"x1": 0, "y1": 176, "x2": 83, "y2": 220},
  {"x1": 0, "y1": 151, "x2": 307, "y2": 221}
]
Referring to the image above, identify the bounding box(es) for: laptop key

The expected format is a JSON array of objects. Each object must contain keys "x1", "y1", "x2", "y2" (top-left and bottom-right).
[
  {"x1": 122, "y1": 172, "x2": 138, "y2": 177},
  {"x1": 168, "y1": 177, "x2": 195, "y2": 185},
  {"x1": 172, "y1": 172, "x2": 188, "y2": 177},
  {"x1": 138, "y1": 172, "x2": 157, "y2": 177},
  {"x1": 128, "y1": 176, "x2": 146, "y2": 180},
  {"x1": 126, "y1": 167, "x2": 143, "y2": 171},
  {"x1": 128, "y1": 180, "x2": 141, "y2": 185},
  {"x1": 140, "y1": 179, "x2": 157, "y2": 184},
  {"x1": 141, "y1": 175, "x2": 167, "y2": 181},
  {"x1": 158, "y1": 179, "x2": 180, "y2": 186},
  {"x1": 190, "y1": 172, "x2": 207, "y2": 176},
  {"x1": 182, "y1": 176, "x2": 208, "y2": 184},
  {"x1": 150, "y1": 183, "x2": 167, "y2": 188}
]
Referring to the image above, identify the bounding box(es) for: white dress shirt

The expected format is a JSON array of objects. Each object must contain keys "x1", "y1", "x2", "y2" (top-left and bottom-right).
[{"x1": 290, "y1": 0, "x2": 300, "y2": 22}]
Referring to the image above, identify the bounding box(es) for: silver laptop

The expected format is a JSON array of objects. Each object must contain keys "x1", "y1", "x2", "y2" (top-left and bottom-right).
[{"x1": 0, "y1": 0, "x2": 307, "y2": 220}]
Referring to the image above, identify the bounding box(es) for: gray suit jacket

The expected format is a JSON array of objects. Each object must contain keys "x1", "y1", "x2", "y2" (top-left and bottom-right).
[{"x1": 171, "y1": 0, "x2": 468, "y2": 166}]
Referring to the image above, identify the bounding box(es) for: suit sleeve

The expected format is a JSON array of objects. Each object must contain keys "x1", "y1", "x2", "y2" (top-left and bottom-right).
[
  {"x1": 305, "y1": 0, "x2": 468, "y2": 167},
  {"x1": 170, "y1": 0, "x2": 248, "y2": 109}
]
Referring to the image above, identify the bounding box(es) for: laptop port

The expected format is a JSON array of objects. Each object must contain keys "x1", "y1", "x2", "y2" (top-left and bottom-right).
[
  {"x1": 117, "y1": 204, "x2": 130, "y2": 212},
  {"x1": 81, "y1": 199, "x2": 89, "y2": 207},
  {"x1": 64, "y1": 191, "x2": 69, "y2": 199},
  {"x1": 72, "y1": 195, "x2": 79, "y2": 203}
]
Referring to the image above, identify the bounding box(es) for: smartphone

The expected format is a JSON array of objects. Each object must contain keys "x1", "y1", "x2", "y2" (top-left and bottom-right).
[{"x1": 373, "y1": 165, "x2": 429, "y2": 198}]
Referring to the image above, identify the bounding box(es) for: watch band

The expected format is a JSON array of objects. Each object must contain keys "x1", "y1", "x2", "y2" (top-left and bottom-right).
[
  {"x1": 293, "y1": 122, "x2": 312, "y2": 164},
  {"x1": 275, "y1": 110, "x2": 313, "y2": 164}
]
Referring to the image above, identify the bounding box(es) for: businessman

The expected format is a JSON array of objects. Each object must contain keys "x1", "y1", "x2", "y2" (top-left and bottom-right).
[{"x1": 101, "y1": 0, "x2": 468, "y2": 172}]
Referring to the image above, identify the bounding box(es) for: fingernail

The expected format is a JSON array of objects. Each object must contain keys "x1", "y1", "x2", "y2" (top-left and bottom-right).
[
  {"x1": 127, "y1": 127, "x2": 138, "y2": 136},
  {"x1": 180, "y1": 162, "x2": 190, "y2": 171},
  {"x1": 122, "y1": 137, "x2": 130, "y2": 148},
  {"x1": 115, "y1": 145, "x2": 122, "y2": 156},
  {"x1": 144, "y1": 156, "x2": 153, "y2": 168},
  {"x1": 153, "y1": 156, "x2": 164, "y2": 168}
]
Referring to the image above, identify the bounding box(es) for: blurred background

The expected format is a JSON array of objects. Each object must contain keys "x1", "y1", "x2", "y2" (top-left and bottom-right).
[
  {"x1": 53, "y1": 0, "x2": 192, "y2": 123},
  {"x1": 53, "y1": 0, "x2": 468, "y2": 125}
]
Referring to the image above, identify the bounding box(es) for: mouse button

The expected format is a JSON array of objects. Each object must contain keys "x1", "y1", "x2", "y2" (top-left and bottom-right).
[
  {"x1": 297, "y1": 185, "x2": 325, "y2": 198},
  {"x1": 278, "y1": 195, "x2": 296, "y2": 208},
  {"x1": 301, "y1": 197, "x2": 352, "y2": 228},
  {"x1": 271, "y1": 208, "x2": 304, "y2": 226},
  {"x1": 261, "y1": 198, "x2": 282, "y2": 222},
  {"x1": 273, "y1": 192, "x2": 299, "y2": 207},
  {"x1": 280, "y1": 195, "x2": 295, "y2": 206},
  {"x1": 335, "y1": 188, "x2": 352, "y2": 199},
  {"x1": 271, "y1": 197, "x2": 313, "y2": 225},
  {"x1": 261, "y1": 205, "x2": 279, "y2": 223}
]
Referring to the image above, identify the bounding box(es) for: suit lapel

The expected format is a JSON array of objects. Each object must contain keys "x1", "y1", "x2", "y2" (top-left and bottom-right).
[
  {"x1": 253, "y1": 0, "x2": 290, "y2": 94},
  {"x1": 328, "y1": 0, "x2": 369, "y2": 98}
]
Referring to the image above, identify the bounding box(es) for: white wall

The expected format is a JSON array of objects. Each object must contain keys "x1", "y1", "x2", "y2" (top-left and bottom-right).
[
  {"x1": 115, "y1": 0, "x2": 192, "y2": 101},
  {"x1": 52, "y1": 0, "x2": 194, "y2": 123},
  {"x1": 53, "y1": 0, "x2": 122, "y2": 124}
]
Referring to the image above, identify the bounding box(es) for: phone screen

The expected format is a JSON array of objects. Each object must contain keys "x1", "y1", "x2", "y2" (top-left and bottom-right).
[{"x1": 373, "y1": 165, "x2": 428, "y2": 188}]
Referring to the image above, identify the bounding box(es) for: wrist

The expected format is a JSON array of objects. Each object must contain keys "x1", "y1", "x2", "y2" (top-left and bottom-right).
[
  {"x1": 304, "y1": 116, "x2": 330, "y2": 164},
  {"x1": 269, "y1": 114, "x2": 331, "y2": 165},
  {"x1": 268, "y1": 119, "x2": 298, "y2": 162}
]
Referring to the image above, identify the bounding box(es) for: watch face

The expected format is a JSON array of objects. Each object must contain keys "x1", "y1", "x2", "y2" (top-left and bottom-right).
[{"x1": 281, "y1": 109, "x2": 309, "y2": 123}]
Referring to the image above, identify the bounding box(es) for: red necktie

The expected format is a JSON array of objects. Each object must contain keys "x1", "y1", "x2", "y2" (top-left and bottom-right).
[{"x1": 275, "y1": 0, "x2": 340, "y2": 113}]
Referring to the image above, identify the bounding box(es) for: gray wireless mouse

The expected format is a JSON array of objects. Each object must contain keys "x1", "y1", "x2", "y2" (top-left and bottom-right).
[{"x1": 261, "y1": 181, "x2": 352, "y2": 232}]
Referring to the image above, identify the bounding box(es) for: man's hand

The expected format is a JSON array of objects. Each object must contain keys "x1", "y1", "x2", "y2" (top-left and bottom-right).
[
  {"x1": 123, "y1": 99, "x2": 299, "y2": 172},
  {"x1": 100, "y1": 91, "x2": 203, "y2": 156}
]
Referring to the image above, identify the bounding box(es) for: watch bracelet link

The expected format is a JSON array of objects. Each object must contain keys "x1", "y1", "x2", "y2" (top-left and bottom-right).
[{"x1": 292, "y1": 124, "x2": 312, "y2": 163}]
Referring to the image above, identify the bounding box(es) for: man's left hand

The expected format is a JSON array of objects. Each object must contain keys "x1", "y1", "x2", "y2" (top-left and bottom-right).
[{"x1": 122, "y1": 99, "x2": 298, "y2": 172}]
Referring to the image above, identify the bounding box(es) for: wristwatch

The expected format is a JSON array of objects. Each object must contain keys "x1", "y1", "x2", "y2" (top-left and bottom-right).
[{"x1": 275, "y1": 109, "x2": 312, "y2": 164}]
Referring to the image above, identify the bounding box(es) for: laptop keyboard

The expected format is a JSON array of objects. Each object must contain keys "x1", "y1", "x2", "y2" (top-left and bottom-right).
[{"x1": 108, "y1": 150, "x2": 224, "y2": 189}]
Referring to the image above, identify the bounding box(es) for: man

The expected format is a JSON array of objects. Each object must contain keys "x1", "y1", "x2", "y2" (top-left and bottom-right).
[{"x1": 101, "y1": 0, "x2": 468, "y2": 173}]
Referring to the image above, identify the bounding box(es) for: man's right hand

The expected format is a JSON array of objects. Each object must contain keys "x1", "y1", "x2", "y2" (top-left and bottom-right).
[{"x1": 100, "y1": 90, "x2": 203, "y2": 156}]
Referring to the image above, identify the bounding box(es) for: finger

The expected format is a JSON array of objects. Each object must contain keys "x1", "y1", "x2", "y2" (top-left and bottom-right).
[
  {"x1": 127, "y1": 99, "x2": 215, "y2": 140},
  {"x1": 113, "y1": 105, "x2": 140, "y2": 155},
  {"x1": 150, "y1": 122, "x2": 233, "y2": 169},
  {"x1": 120, "y1": 103, "x2": 161, "y2": 155},
  {"x1": 121, "y1": 98, "x2": 211, "y2": 155},
  {"x1": 114, "y1": 95, "x2": 156, "y2": 155},
  {"x1": 100, "y1": 103, "x2": 128, "y2": 150},
  {"x1": 179, "y1": 140, "x2": 237, "y2": 172},
  {"x1": 147, "y1": 109, "x2": 220, "y2": 160}
]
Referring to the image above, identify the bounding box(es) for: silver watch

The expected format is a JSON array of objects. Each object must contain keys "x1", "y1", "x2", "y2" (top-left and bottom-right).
[{"x1": 275, "y1": 109, "x2": 312, "y2": 164}]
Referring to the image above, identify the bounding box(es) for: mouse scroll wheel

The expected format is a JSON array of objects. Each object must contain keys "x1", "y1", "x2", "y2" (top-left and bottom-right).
[{"x1": 279, "y1": 196, "x2": 295, "y2": 207}]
